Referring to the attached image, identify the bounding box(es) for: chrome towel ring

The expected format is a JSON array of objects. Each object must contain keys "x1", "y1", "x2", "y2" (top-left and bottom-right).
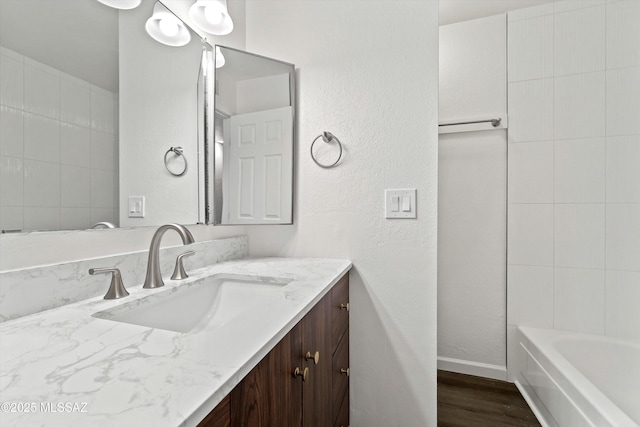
[
  {"x1": 164, "y1": 146, "x2": 188, "y2": 176},
  {"x1": 311, "y1": 131, "x2": 343, "y2": 168}
]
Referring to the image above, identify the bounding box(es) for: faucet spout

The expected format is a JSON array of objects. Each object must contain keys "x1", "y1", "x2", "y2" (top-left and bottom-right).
[{"x1": 143, "y1": 223, "x2": 195, "y2": 289}]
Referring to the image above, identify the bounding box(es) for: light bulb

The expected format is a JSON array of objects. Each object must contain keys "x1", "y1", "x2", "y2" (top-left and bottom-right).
[
  {"x1": 204, "y1": 5, "x2": 224, "y2": 24},
  {"x1": 158, "y1": 18, "x2": 179, "y2": 37}
]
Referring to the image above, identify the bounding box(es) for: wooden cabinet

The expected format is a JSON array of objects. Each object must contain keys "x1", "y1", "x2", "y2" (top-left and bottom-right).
[
  {"x1": 301, "y1": 295, "x2": 332, "y2": 427},
  {"x1": 330, "y1": 274, "x2": 350, "y2": 427},
  {"x1": 198, "y1": 273, "x2": 349, "y2": 427}
]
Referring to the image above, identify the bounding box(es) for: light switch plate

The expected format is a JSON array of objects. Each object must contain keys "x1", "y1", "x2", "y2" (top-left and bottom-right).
[
  {"x1": 385, "y1": 189, "x2": 416, "y2": 219},
  {"x1": 128, "y1": 196, "x2": 145, "y2": 218}
]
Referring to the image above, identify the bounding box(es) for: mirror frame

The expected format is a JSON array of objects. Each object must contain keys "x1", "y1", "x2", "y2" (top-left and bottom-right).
[{"x1": 207, "y1": 46, "x2": 296, "y2": 226}]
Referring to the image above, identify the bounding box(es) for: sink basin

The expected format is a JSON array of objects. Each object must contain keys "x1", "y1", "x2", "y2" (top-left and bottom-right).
[{"x1": 93, "y1": 274, "x2": 290, "y2": 333}]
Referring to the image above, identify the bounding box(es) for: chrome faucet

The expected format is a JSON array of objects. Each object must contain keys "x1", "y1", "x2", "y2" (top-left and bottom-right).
[{"x1": 143, "y1": 223, "x2": 195, "y2": 289}]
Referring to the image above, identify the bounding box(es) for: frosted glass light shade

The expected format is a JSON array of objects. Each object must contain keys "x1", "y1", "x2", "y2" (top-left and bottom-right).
[
  {"x1": 215, "y1": 46, "x2": 225, "y2": 68},
  {"x1": 96, "y1": 0, "x2": 141, "y2": 9},
  {"x1": 189, "y1": 0, "x2": 234, "y2": 36},
  {"x1": 145, "y1": 2, "x2": 192, "y2": 47}
]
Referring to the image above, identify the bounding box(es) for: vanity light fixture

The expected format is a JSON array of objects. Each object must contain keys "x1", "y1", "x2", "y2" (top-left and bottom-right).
[
  {"x1": 189, "y1": 0, "x2": 234, "y2": 36},
  {"x1": 215, "y1": 46, "x2": 226, "y2": 68},
  {"x1": 145, "y1": 1, "x2": 192, "y2": 47},
  {"x1": 96, "y1": 0, "x2": 141, "y2": 9}
]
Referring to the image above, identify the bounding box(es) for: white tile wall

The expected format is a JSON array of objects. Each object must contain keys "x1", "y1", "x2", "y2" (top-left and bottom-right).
[
  {"x1": 60, "y1": 207, "x2": 91, "y2": 230},
  {"x1": 605, "y1": 270, "x2": 640, "y2": 340},
  {"x1": 0, "y1": 156, "x2": 23, "y2": 206},
  {"x1": 23, "y1": 207, "x2": 60, "y2": 231},
  {"x1": 554, "y1": 204, "x2": 605, "y2": 269},
  {"x1": 508, "y1": 15, "x2": 553, "y2": 82},
  {"x1": 0, "y1": 47, "x2": 118, "y2": 232},
  {"x1": 508, "y1": 79, "x2": 554, "y2": 143},
  {"x1": 606, "y1": 67, "x2": 640, "y2": 136},
  {"x1": 507, "y1": 0, "x2": 640, "y2": 346},
  {"x1": 606, "y1": 203, "x2": 640, "y2": 272},
  {"x1": 0, "y1": 106, "x2": 23, "y2": 157},
  {"x1": 508, "y1": 3, "x2": 554, "y2": 22},
  {"x1": 554, "y1": 268, "x2": 605, "y2": 334},
  {"x1": 554, "y1": 138, "x2": 605, "y2": 203},
  {"x1": 91, "y1": 169, "x2": 116, "y2": 209},
  {"x1": 554, "y1": 0, "x2": 605, "y2": 13},
  {"x1": 508, "y1": 204, "x2": 554, "y2": 266},
  {"x1": 554, "y1": 5, "x2": 605, "y2": 76},
  {"x1": 507, "y1": 265, "x2": 554, "y2": 327},
  {"x1": 508, "y1": 141, "x2": 554, "y2": 203},
  {"x1": 554, "y1": 72, "x2": 606, "y2": 140},
  {"x1": 60, "y1": 166, "x2": 91, "y2": 208},
  {"x1": 606, "y1": 135, "x2": 640, "y2": 203},
  {"x1": 23, "y1": 160, "x2": 60, "y2": 207},
  {"x1": 61, "y1": 76, "x2": 91, "y2": 128},
  {"x1": 0, "y1": 48, "x2": 23, "y2": 109},
  {"x1": 60, "y1": 124, "x2": 91, "y2": 168},
  {"x1": 91, "y1": 130, "x2": 117, "y2": 171},
  {"x1": 23, "y1": 59, "x2": 60, "y2": 120},
  {"x1": 23, "y1": 113, "x2": 60, "y2": 163},
  {"x1": 606, "y1": 0, "x2": 640, "y2": 69},
  {"x1": 0, "y1": 206, "x2": 22, "y2": 231}
]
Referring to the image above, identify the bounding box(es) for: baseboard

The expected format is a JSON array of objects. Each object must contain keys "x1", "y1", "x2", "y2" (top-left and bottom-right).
[{"x1": 437, "y1": 356, "x2": 507, "y2": 381}]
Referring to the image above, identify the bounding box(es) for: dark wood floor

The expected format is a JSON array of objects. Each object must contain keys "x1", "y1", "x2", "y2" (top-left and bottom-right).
[{"x1": 438, "y1": 370, "x2": 541, "y2": 427}]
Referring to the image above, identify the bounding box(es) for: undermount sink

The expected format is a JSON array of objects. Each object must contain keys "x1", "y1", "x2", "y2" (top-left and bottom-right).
[{"x1": 93, "y1": 274, "x2": 291, "y2": 333}]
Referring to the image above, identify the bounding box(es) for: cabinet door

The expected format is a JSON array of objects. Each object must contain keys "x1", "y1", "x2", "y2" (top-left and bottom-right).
[
  {"x1": 230, "y1": 326, "x2": 303, "y2": 427},
  {"x1": 332, "y1": 329, "x2": 349, "y2": 427},
  {"x1": 197, "y1": 395, "x2": 230, "y2": 427},
  {"x1": 331, "y1": 275, "x2": 349, "y2": 355},
  {"x1": 301, "y1": 295, "x2": 332, "y2": 427}
]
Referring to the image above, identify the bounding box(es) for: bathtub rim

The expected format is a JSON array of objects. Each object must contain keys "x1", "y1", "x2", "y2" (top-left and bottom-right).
[{"x1": 516, "y1": 326, "x2": 639, "y2": 427}]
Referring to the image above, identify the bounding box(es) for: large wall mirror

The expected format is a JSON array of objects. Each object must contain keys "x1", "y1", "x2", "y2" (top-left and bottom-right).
[
  {"x1": 209, "y1": 46, "x2": 295, "y2": 225},
  {"x1": 0, "y1": 0, "x2": 206, "y2": 232},
  {"x1": 0, "y1": 0, "x2": 295, "y2": 233}
]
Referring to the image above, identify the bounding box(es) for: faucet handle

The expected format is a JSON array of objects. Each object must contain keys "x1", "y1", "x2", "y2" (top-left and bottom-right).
[
  {"x1": 171, "y1": 251, "x2": 195, "y2": 280},
  {"x1": 89, "y1": 267, "x2": 130, "y2": 300}
]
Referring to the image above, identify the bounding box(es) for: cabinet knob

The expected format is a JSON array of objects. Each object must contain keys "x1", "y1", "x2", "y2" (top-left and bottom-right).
[
  {"x1": 339, "y1": 302, "x2": 350, "y2": 312},
  {"x1": 340, "y1": 368, "x2": 350, "y2": 377},
  {"x1": 293, "y1": 367, "x2": 309, "y2": 381},
  {"x1": 305, "y1": 351, "x2": 320, "y2": 365}
]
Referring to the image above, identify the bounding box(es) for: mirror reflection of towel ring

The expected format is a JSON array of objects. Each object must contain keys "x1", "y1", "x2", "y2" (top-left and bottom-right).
[
  {"x1": 311, "y1": 131, "x2": 343, "y2": 168},
  {"x1": 164, "y1": 146, "x2": 188, "y2": 176}
]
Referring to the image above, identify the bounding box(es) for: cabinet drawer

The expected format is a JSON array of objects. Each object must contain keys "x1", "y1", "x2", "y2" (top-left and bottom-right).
[
  {"x1": 332, "y1": 328, "x2": 349, "y2": 425},
  {"x1": 331, "y1": 274, "x2": 349, "y2": 353}
]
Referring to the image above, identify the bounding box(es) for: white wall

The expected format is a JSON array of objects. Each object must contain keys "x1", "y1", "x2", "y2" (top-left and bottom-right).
[
  {"x1": 507, "y1": 0, "x2": 640, "y2": 379},
  {"x1": 437, "y1": 15, "x2": 507, "y2": 380},
  {"x1": 0, "y1": 47, "x2": 118, "y2": 232},
  {"x1": 244, "y1": 1, "x2": 439, "y2": 425},
  {"x1": 236, "y1": 74, "x2": 290, "y2": 114}
]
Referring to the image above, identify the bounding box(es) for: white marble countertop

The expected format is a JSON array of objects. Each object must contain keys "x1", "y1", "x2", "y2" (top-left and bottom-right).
[{"x1": 0, "y1": 257, "x2": 351, "y2": 427}]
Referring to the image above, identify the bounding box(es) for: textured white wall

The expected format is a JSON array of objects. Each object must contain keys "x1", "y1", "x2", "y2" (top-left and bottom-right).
[
  {"x1": 244, "y1": 1, "x2": 439, "y2": 425},
  {"x1": 507, "y1": 0, "x2": 640, "y2": 380},
  {"x1": 437, "y1": 15, "x2": 507, "y2": 379}
]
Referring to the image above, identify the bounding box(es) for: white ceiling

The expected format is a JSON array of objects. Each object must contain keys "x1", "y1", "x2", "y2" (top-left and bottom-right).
[{"x1": 439, "y1": 0, "x2": 556, "y2": 26}]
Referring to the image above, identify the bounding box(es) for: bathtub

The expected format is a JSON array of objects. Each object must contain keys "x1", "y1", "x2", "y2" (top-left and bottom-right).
[{"x1": 515, "y1": 327, "x2": 640, "y2": 427}]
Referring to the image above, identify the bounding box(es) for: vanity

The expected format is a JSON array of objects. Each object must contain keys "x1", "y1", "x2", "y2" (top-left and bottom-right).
[{"x1": 0, "y1": 255, "x2": 351, "y2": 426}]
